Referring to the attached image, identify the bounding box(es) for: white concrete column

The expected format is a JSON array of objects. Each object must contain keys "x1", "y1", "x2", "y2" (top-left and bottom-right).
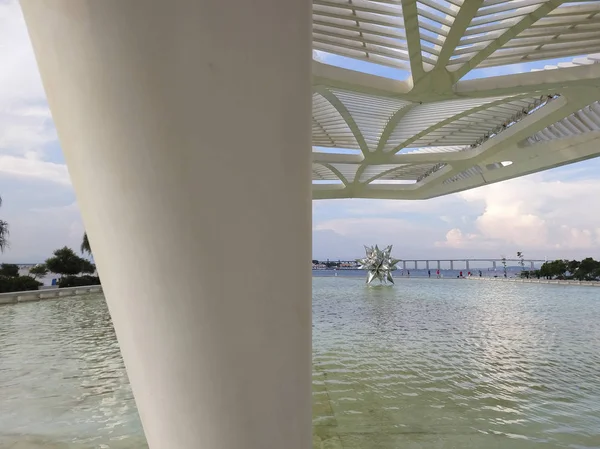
[
  {"x1": 450, "y1": 260, "x2": 454, "y2": 270},
  {"x1": 21, "y1": 2, "x2": 312, "y2": 449},
  {"x1": 437, "y1": 260, "x2": 441, "y2": 270}
]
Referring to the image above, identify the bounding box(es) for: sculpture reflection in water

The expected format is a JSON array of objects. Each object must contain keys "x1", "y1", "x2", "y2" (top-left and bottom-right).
[{"x1": 357, "y1": 245, "x2": 400, "y2": 285}]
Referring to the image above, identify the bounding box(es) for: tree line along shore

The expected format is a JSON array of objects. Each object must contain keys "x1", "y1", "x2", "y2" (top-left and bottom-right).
[{"x1": 0, "y1": 197, "x2": 97, "y2": 293}]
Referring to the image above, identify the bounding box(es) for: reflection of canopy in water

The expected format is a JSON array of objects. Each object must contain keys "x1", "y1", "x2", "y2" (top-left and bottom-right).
[{"x1": 357, "y1": 245, "x2": 400, "y2": 284}]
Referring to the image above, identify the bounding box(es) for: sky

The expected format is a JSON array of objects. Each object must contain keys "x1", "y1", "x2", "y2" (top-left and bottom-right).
[{"x1": 1, "y1": 1, "x2": 600, "y2": 263}]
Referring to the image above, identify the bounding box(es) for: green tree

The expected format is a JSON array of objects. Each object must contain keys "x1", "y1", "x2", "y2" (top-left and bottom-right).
[
  {"x1": 45, "y1": 247, "x2": 96, "y2": 278},
  {"x1": 0, "y1": 197, "x2": 9, "y2": 253},
  {"x1": 29, "y1": 263, "x2": 49, "y2": 280},
  {"x1": 0, "y1": 276, "x2": 41, "y2": 293},
  {"x1": 539, "y1": 259, "x2": 568, "y2": 279},
  {"x1": 81, "y1": 232, "x2": 92, "y2": 256},
  {"x1": 573, "y1": 257, "x2": 600, "y2": 281},
  {"x1": 567, "y1": 260, "x2": 580, "y2": 277},
  {"x1": 553, "y1": 260, "x2": 568, "y2": 278},
  {"x1": 0, "y1": 263, "x2": 19, "y2": 277}
]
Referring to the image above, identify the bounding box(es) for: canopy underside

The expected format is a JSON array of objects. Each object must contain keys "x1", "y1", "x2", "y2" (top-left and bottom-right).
[{"x1": 311, "y1": 0, "x2": 600, "y2": 199}]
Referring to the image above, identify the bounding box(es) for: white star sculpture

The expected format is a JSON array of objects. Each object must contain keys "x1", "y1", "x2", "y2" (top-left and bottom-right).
[{"x1": 357, "y1": 245, "x2": 400, "y2": 285}]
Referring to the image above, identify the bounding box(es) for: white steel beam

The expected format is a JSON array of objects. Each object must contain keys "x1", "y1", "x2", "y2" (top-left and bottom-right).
[
  {"x1": 401, "y1": 0, "x2": 426, "y2": 82},
  {"x1": 454, "y1": 63, "x2": 600, "y2": 98},
  {"x1": 449, "y1": 0, "x2": 563, "y2": 79},
  {"x1": 436, "y1": 0, "x2": 483, "y2": 68},
  {"x1": 315, "y1": 87, "x2": 371, "y2": 156}
]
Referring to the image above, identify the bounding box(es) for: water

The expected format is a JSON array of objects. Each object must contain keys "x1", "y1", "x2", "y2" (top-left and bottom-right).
[
  {"x1": 0, "y1": 294, "x2": 145, "y2": 449},
  {"x1": 313, "y1": 278, "x2": 600, "y2": 448},
  {"x1": 1, "y1": 279, "x2": 600, "y2": 448}
]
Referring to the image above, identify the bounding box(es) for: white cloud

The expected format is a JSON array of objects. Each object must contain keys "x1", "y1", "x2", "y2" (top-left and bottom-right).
[
  {"x1": 438, "y1": 228, "x2": 478, "y2": 249},
  {"x1": 5, "y1": 201, "x2": 84, "y2": 263},
  {"x1": 0, "y1": 0, "x2": 57, "y2": 161},
  {"x1": 447, "y1": 175, "x2": 600, "y2": 253},
  {"x1": 0, "y1": 154, "x2": 71, "y2": 184},
  {"x1": 0, "y1": 2, "x2": 44, "y2": 100},
  {"x1": 0, "y1": 1, "x2": 80, "y2": 262},
  {"x1": 313, "y1": 214, "x2": 448, "y2": 260},
  {"x1": 314, "y1": 171, "x2": 600, "y2": 260},
  {"x1": 315, "y1": 217, "x2": 416, "y2": 236}
]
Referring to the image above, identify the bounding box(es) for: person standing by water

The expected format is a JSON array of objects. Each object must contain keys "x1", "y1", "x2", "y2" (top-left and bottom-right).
[
  {"x1": 436, "y1": 269, "x2": 440, "y2": 278},
  {"x1": 407, "y1": 270, "x2": 410, "y2": 278},
  {"x1": 479, "y1": 270, "x2": 482, "y2": 277},
  {"x1": 428, "y1": 270, "x2": 431, "y2": 278}
]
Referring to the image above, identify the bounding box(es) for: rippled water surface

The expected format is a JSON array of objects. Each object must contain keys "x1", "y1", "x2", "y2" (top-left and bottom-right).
[
  {"x1": 2, "y1": 278, "x2": 600, "y2": 448},
  {"x1": 0, "y1": 293, "x2": 145, "y2": 449}
]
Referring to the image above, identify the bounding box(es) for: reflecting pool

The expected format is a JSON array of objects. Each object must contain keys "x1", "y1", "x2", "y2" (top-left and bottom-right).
[{"x1": 1, "y1": 278, "x2": 600, "y2": 448}]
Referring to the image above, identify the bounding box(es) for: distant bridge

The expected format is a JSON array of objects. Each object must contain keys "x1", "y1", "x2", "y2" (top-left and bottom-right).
[
  {"x1": 329, "y1": 258, "x2": 547, "y2": 271},
  {"x1": 398, "y1": 258, "x2": 546, "y2": 271}
]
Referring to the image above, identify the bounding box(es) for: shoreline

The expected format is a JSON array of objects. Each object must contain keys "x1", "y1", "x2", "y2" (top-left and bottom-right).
[
  {"x1": 2, "y1": 274, "x2": 597, "y2": 307},
  {"x1": 468, "y1": 276, "x2": 600, "y2": 287},
  {"x1": 0, "y1": 285, "x2": 103, "y2": 306},
  {"x1": 317, "y1": 273, "x2": 600, "y2": 286}
]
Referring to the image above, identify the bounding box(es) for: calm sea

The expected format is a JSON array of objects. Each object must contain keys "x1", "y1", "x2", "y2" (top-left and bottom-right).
[{"x1": 1, "y1": 278, "x2": 599, "y2": 448}]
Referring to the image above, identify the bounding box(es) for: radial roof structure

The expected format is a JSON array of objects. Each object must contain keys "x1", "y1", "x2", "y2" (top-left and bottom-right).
[{"x1": 311, "y1": 0, "x2": 600, "y2": 199}]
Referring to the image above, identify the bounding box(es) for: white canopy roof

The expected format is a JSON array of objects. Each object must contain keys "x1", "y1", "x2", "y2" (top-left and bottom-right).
[{"x1": 311, "y1": 0, "x2": 600, "y2": 199}]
